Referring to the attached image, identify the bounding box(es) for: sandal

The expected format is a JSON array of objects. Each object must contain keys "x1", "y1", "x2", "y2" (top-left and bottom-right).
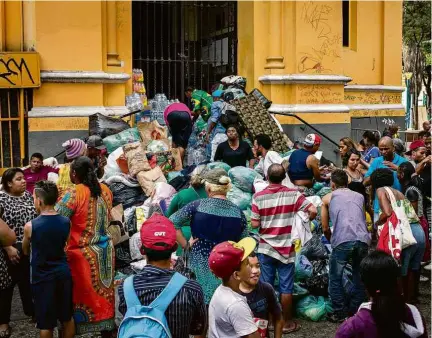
[
  {"x1": 282, "y1": 322, "x2": 301, "y2": 334},
  {"x1": 0, "y1": 327, "x2": 11, "y2": 338}
]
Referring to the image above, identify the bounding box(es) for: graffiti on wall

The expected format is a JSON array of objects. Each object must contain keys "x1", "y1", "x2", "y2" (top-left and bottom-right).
[
  {"x1": 297, "y1": 84, "x2": 343, "y2": 104},
  {"x1": 350, "y1": 110, "x2": 405, "y2": 118},
  {"x1": 344, "y1": 92, "x2": 402, "y2": 105},
  {"x1": 298, "y1": 2, "x2": 341, "y2": 74},
  {"x1": 0, "y1": 53, "x2": 40, "y2": 88}
]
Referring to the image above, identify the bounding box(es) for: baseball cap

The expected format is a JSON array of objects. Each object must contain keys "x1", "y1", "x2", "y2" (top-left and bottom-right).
[
  {"x1": 140, "y1": 214, "x2": 177, "y2": 251},
  {"x1": 208, "y1": 237, "x2": 257, "y2": 279},
  {"x1": 87, "y1": 135, "x2": 106, "y2": 150},
  {"x1": 304, "y1": 134, "x2": 322, "y2": 147},
  {"x1": 406, "y1": 140, "x2": 425, "y2": 155}
]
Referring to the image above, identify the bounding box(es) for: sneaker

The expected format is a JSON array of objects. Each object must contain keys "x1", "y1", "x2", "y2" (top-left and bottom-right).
[
  {"x1": 424, "y1": 263, "x2": 432, "y2": 271},
  {"x1": 327, "y1": 312, "x2": 346, "y2": 323}
]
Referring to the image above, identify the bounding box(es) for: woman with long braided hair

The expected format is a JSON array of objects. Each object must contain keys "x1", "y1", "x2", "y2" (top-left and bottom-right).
[{"x1": 56, "y1": 156, "x2": 115, "y2": 337}]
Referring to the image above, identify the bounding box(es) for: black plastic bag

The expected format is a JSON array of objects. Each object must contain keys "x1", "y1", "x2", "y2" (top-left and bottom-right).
[
  {"x1": 301, "y1": 259, "x2": 329, "y2": 297},
  {"x1": 300, "y1": 234, "x2": 328, "y2": 261},
  {"x1": 109, "y1": 182, "x2": 147, "y2": 210},
  {"x1": 115, "y1": 241, "x2": 133, "y2": 269},
  {"x1": 89, "y1": 113, "x2": 130, "y2": 139}
]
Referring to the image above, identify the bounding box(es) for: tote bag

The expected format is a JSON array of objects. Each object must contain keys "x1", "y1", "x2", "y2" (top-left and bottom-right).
[{"x1": 378, "y1": 188, "x2": 417, "y2": 259}]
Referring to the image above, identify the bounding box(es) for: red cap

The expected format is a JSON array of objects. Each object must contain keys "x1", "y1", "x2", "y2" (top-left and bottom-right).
[
  {"x1": 304, "y1": 134, "x2": 322, "y2": 147},
  {"x1": 406, "y1": 140, "x2": 426, "y2": 155},
  {"x1": 140, "y1": 214, "x2": 177, "y2": 251},
  {"x1": 208, "y1": 238, "x2": 256, "y2": 279}
]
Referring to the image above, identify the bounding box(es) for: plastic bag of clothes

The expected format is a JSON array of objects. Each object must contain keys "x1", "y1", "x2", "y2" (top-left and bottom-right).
[
  {"x1": 103, "y1": 128, "x2": 141, "y2": 154},
  {"x1": 103, "y1": 147, "x2": 124, "y2": 179},
  {"x1": 167, "y1": 171, "x2": 183, "y2": 182},
  {"x1": 207, "y1": 161, "x2": 231, "y2": 173},
  {"x1": 227, "y1": 186, "x2": 252, "y2": 211},
  {"x1": 137, "y1": 167, "x2": 167, "y2": 196},
  {"x1": 123, "y1": 142, "x2": 151, "y2": 177},
  {"x1": 147, "y1": 140, "x2": 169, "y2": 153},
  {"x1": 300, "y1": 234, "x2": 328, "y2": 260},
  {"x1": 228, "y1": 167, "x2": 262, "y2": 193},
  {"x1": 89, "y1": 113, "x2": 130, "y2": 139},
  {"x1": 109, "y1": 182, "x2": 147, "y2": 210},
  {"x1": 303, "y1": 259, "x2": 329, "y2": 297},
  {"x1": 295, "y1": 255, "x2": 313, "y2": 281},
  {"x1": 137, "y1": 120, "x2": 168, "y2": 148},
  {"x1": 296, "y1": 296, "x2": 331, "y2": 322}
]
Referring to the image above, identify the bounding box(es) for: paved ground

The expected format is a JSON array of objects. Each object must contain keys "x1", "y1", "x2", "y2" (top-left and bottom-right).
[{"x1": 8, "y1": 272, "x2": 431, "y2": 338}]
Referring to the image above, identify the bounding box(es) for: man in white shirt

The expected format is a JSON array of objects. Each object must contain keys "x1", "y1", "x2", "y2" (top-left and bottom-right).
[{"x1": 208, "y1": 238, "x2": 261, "y2": 338}]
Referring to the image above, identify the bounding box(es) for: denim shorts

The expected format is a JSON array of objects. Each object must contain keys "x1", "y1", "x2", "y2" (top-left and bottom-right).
[
  {"x1": 401, "y1": 223, "x2": 426, "y2": 276},
  {"x1": 257, "y1": 253, "x2": 294, "y2": 294}
]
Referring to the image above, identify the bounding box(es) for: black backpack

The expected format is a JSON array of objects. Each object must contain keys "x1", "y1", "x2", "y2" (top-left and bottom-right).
[{"x1": 219, "y1": 102, "x2": 239, "y2": 128}]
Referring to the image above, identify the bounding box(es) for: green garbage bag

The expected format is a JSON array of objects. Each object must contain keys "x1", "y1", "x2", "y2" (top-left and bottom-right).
[
  {"x1": 191, "y1": 90, "x2": 213, "y2": 122},
  {"x1": 103, "y1": 127, "x2": 141, "y2": 154},
  {"x1": 207, "y1": 162, "x2": 231, "y2": 173},
  {"x1": 295, "y1": 295, "x2": 329, "y2": 322},
  {"x1": 293, "y1": 283, "x2": 309, "y2": 300},
  {"x1": 227, "y1": 186, "x2": 252, "y2": 211},
  {"x1": 243, "y1": 209, "x2": 258, "y2": 234},
  {"x1": 228, "y1": 167, "x2": 262, "y2": 193}
]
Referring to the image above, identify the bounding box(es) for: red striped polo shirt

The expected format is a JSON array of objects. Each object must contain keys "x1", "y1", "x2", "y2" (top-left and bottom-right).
[{"x1": 251, "y1": 184, "x2": 312, "y2": 263}]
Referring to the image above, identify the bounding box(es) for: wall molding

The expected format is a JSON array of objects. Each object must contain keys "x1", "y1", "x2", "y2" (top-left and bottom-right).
[
  {"x1": 40, "y1": 71, "x2": 130, "y2": 84},
  {"x1": 28, "y1": 106, "x2": 129, "y2": 118},
  {"x1": 259, "y1": 74, "x2": 352, "y2": 85},
  {"x1": 344, "y1": 85, "x2": 405, "y2": 92},
  {"x1": 348, "y1": 104, "x2": 405, "y2": 111},
  {"x1": 269, "y1": 104, "x2": 350, "y2": 114}
]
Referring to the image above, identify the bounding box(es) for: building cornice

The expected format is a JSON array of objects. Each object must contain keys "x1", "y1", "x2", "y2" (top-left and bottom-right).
[
  {"x1": 40, "y1": 71, "x2": 131, "y2": 84},
  {"x1": 348, "y1": 104, "x2": 405, "y2": 111},
  {"x1": 28, "y1": 106, "x2": 129, "y2": 118},
  {"x1": 344, "y1": 85, "x2": 405, "y2": 92},
  {"x1": 259, "y1": 74, "x2": 352, "y2": 85},
  {"x1": 269, "y1": 104, "x2": 350, "y2": 114}
]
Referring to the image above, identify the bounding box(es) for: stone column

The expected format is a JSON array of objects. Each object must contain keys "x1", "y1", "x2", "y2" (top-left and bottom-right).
[{"x1": 265, "y1": 1, "x2": 284, "y2": 70}]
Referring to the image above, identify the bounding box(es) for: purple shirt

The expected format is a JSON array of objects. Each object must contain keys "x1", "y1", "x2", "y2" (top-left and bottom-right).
[
  {"x1": 329, "y1": 189, "x2": 370, "y2": 248},
  {"x1": 23, "y1": 166, "x2": 59, "y2": 194},
  {"x1": 336, "y1": 305, "x2": 426, "y2": 338}
]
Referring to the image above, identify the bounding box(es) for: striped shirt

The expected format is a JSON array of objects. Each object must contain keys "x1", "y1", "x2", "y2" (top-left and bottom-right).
[
  {"x1": 251, "y1": 184, "x2": 312, "y2": 263},
  {"x1": 118, "y1": 265, "x2": 207, "y2": 338}
]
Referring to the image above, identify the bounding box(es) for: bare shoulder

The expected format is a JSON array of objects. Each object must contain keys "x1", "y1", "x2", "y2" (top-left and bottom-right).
[{"x1": 322, "y1": 193, "x2": 332, "y2": 205}]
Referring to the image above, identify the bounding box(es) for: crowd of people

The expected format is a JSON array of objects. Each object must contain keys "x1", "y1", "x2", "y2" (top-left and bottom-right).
[{"x1": 0, "y1": 87, "x2": 430, "y2": 338}]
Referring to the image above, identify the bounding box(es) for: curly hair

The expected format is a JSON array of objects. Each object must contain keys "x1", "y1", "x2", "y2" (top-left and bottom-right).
[
  {"x1": 71, "y1": 156, "x2": 101, "y2": 197},
  {"x1": 370, "y1": 168, "x2": 394, "y2": 190}
]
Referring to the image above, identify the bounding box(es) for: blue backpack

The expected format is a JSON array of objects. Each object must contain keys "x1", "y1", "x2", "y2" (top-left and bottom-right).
[{"x1": 118, "y1": 272, "x2": 187, "y2": 338}]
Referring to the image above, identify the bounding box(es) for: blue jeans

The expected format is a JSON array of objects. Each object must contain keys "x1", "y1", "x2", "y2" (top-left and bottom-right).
[
  {"x1": 257, "y1": 253, "x2": 294, "y2": 294},
  {"x1": 401, "y1": 223, "x2": 426, "y2": 276},
  {"x1": 329, "y1": 241, "x2": 368, "y2": 315}
]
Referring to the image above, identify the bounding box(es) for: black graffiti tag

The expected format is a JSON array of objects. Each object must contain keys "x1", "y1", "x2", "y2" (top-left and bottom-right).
[{"x1": 0, "y1": 57, "x2": 35, "y2": 86}]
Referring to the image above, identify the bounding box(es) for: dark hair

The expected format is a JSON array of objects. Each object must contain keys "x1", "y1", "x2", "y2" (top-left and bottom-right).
[
  {"x1": 398, "y1": 162, "x2": 422, "y2": 192},
  {"x1": 360, "y1": 251, "x2": 406, "y2": 338},
  {"x1": 226, "y1": 124, "x2": 240, "y2": 135},
  {"x1": 343, "y1": 148, "x2": 361, "y2": 167},
  {"x1": 255, "y1": 134, "x2": 272, "y2": 150},
  {"x1": 331, "y1": 169, "x2": 348, "y2": 188},
  {"x1": 359, "y1": 139, "x2": 366, "y2": 147},
  {"x1": 141, "y1": 246, "x2": 176, "y2": 262},
  {"x1": 418, "y1": 131, "x2": 431, "y2": 139},
  {"x1": 2, "y1": 168, "x2": 24, "y2": 192},
  {"x1": 185, "y1": 86, "x2": 194, "y2": 93},
  {"x1": 34, "y1": 181, "x2": 58, "y2": 206},
  {"x1": 30, "y1": 152, "x2": 43, "y2": 161},
  {"x1": 268, "y1": 163, "x2": 286, "y2": 184},
  {"x1": 71, "y1": 156, "x2": 101, "y2": 197},
  {"x1": 363, "y1": 130, "x2": 378, "y2": 146},
  {"x1": 370, "y1": 168, "x2": 394, "y2": 190}
]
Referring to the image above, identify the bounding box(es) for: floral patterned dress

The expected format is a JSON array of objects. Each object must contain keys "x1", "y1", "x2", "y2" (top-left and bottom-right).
[
  {"x1": 170, "y1": 198, "x2": 248, "y2": 303},
  {"x1": 55, "y1": 183, "x2": 115, "y2": 335}
]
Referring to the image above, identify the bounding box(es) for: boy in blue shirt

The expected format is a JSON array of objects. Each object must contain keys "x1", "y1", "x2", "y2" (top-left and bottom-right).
[
  {"x1": 22, "y1": 181, "x2": 75, "y2": 338},
  {"x1": 364, "y1": 136, "x2": 407, "y2": 223}
]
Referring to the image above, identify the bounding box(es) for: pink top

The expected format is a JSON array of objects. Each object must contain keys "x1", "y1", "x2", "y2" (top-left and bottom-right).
[{"x1": 163, "y1": 103, "x2": 192, "y2": 125}]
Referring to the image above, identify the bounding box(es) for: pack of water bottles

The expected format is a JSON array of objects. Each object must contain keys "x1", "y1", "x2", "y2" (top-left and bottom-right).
[{"x1": 148, "y1": 94, "x2": 179, "y2": 126}]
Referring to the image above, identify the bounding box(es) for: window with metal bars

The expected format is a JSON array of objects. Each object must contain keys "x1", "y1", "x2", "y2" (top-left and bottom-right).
[{"x1": 132, "y1": 1, "x2": 238, "y2": 102}]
